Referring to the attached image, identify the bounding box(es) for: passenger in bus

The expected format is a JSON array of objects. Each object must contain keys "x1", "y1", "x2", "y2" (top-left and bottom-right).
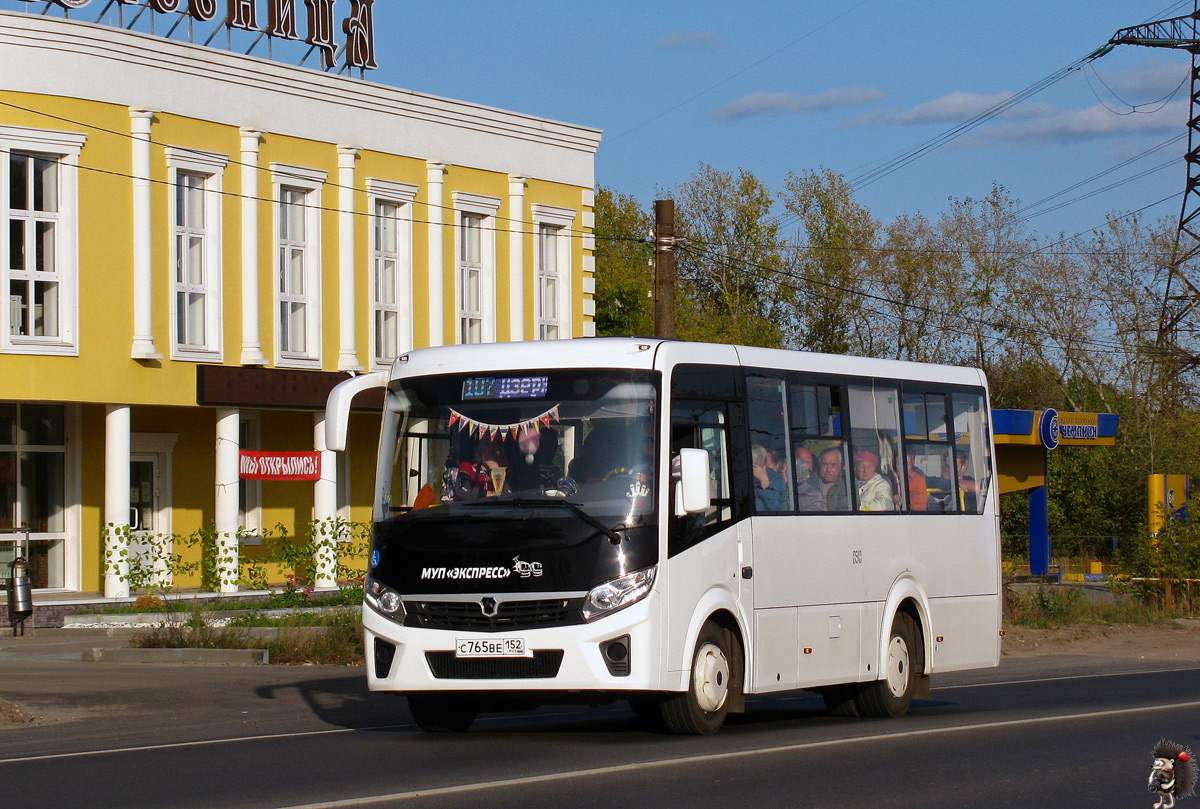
[
  {"x1": 853, "y1": 449, "x2": 894, "y2": 511},
  {"x1": 817, "y1": 446, "x2": 851, "y2": 511},
  {"x1": 751, "y1": 444, "x2": 788, "y2": 512},
  {"x1": 792, "y1": 446, "x2": 826, "y2": 511},
  {"x1": 765, "y1": 447, "x2": 789, "y2": 485},
  {"x1": 455, "y1": 435, "x2": 509, "y2": 499},
  {"x1": 956, "y1": 452, "x2": 978, "y2": 512},
  {"x1": 904, "y1": 446, "x2": 928, "y2": 511}
]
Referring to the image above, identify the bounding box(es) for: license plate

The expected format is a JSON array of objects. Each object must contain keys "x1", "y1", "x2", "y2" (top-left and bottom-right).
[{"x1": 455, "y1": 637, "x2": 529, "y2": 658}]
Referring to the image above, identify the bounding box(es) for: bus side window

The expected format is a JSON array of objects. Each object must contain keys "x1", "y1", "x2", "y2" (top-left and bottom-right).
[
  {"x1": 789, "y1": 380, "x2": 848, "y2": 512},
  {"x1": 952, "y1": 391, "x2": 991, "y2": 514},
  {"x1": 847, "y1": 383, "x2": 902, "y2": 512},
  {"x1": 747, "y1": 375, "x2": 791, "y2": 513}
]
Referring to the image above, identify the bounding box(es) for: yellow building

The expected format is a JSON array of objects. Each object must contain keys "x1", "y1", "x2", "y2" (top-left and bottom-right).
[{"x1": 0, "y1": 7, "x2": 600, "y2": 596}]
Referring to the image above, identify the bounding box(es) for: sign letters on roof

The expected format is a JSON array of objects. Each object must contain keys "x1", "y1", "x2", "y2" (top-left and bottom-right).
[{"x1": 29, "y1": 0, "x2": 377, "y2": 70}]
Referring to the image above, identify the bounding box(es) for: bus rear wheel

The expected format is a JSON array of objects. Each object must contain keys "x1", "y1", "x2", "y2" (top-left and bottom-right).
[
  {"x1": 855, "y1": 612, "x2": 921, "y2": 718},
  {"x1": 661, "y1": 622, "x2": 737, "y2": 735},
  {"x1": 407, "y1": 693, "x2": 477, "y2": 732}
]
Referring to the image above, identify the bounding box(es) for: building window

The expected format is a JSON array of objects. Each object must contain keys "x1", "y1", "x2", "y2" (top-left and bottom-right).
[
  {"x1": 374, "y1": 200, "x2": 400, "y2": 359},
  {"x1": 531, "y1": 203, "x2": 575, "y2": 341},
  {"x1": 166, "y1": 147, "x2": 226, "y2": 361},
  {"x1": 452, "y1": 192, "x2": 500, "y2": 346},
  {"x1": 0, "y1": 402, "x2": 67, "y2": 589},
  {"x1": 1, "y1": 126, "x2": 85, "y2": 356},
  {"x1": 366, "y1": 179, "x2": 416, "y2": 369},
  {"x1": 279, "y1": 187, "x2": 309, "y2": 355},
  {"x1": 537, "y1": 225, "x2": 561, "y2": 340},
  {"x1": 271, "y1": 164, "x2": 325, "y2": 368},
  {"x1": 460, "y1": 213, "x2": 483, "y2": 344}
]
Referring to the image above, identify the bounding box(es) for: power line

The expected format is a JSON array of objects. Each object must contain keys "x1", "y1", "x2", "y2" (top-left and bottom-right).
[
  {"x1": 0, "y1": 98, "x2": 590, "y2": 236},
  {"x1": 680, "y1": 240, "x2": 1166, "y2": 358}
]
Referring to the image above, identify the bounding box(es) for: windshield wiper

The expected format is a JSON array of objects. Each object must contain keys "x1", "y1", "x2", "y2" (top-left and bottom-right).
[{"x1": 461, "y1": 497, "x2": 626, "y2": 545}]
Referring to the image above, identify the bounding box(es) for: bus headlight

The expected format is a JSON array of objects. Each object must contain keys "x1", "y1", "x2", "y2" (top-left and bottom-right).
[
  {"x1": 364, "y1": 576, "x2": 406, "y2": 622},
  {"x1": 583, "y1": 566, "x2": 656, "y2": 621}
]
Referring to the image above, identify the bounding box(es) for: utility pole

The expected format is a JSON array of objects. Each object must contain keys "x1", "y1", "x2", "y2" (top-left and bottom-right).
[
  {"x1": 654, "y1": 199, "x2": 676, "y2": 339},
  {"x1": 1106, "y1": 3, "x2": 1200, "y2": 369}
]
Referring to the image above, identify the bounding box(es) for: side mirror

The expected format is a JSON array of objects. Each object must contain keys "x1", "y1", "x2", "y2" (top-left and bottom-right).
[{"x1": 675, "y1": 448, "x2": 710, "y2": 517}]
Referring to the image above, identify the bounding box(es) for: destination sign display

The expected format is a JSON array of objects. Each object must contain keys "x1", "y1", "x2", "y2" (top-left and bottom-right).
[{"x1": 462, "y1": 376, "x2": 550, "y2": 401}]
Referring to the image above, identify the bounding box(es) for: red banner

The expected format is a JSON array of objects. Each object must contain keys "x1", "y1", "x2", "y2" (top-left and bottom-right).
[{"x1": 239, "y1": 451, "x2": 321, "y2": 481}]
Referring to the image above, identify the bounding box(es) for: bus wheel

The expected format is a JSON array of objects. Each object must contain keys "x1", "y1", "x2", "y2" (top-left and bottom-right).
[
  {"x1": 408, "y1": 694, "x2": 477, "y2": 732},
  {"x1": 855, "y1": 612, "x2": 920, "y2": 718},
  {"x1": 661, "y1": 623, "x2": 735, "y2": 735}
]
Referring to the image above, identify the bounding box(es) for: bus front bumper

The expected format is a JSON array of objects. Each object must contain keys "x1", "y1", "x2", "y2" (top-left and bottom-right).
[{"x1": 362, "y1": 595, "x2": 663, "y2": 694}]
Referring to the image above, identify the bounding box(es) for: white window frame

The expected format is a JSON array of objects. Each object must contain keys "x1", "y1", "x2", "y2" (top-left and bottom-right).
[
  {"x1": 166, "y1": 147, "x2": 227, "y2": 362},
  {"x1": 270, "y1": 163, "x2": 326, "y2": 369},
  {"x1": 0, "y1": 401, "x2": 75, "y2": 591},
  {"x1": 531, "y1": 203, "x2": 575, "y2": 341},
  {"x1": 238, "y1": 412, "x2": 262, "y2": 544},
  {"x1": 452, "y1": 192, "x2": 500, "y2": 345},
  {"x1": 1, "y1": 126, "x2": 86, "y2": 356},
  {"x1": 366, "y1": 178, "x2": 417, "y2": 369}
]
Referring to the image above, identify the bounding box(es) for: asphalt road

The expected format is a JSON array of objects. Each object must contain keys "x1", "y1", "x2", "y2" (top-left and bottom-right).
[{"x1": 2, "y1": 654, "x2": 1198, "y2": 809}]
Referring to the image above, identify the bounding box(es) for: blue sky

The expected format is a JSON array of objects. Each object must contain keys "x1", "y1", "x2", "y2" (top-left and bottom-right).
[
  {"x1": 24, "y1": 0, "x2": 1198, "y2": 241},
  {"x1": 367, "y1": 0, "x2": 1196, "y2": 242}
]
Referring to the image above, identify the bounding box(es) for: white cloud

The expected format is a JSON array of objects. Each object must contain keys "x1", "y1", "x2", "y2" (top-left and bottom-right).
[
  {"x1": 1090, "y1": 61, "x2": 1190, "y2": 103},
  {"x1": 711, "y1": 86, "x2": 885, "y2": 121},
  {"x1": 843, "y1": 91, "x2": 1058, "y2": 128},
  {"x1": 958, "y1": 99, "x2": 1185, "y2": 146},
  {"x1": 657, "y1": 30, "x2": 722, "y2": 50}
]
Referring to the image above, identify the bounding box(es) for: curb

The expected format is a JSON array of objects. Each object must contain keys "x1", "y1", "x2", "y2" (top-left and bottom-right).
[{"x1": 82, "y1": 647, "x2": 269, "y2": 665}]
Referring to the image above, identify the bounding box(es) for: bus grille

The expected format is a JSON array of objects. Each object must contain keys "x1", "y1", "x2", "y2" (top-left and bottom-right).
[
  {"x1": 405, "y1": 598, "x2": 584, "y2": 632},
  {"x1": 425, "y1": 650, "x2": 565, "y2": 679}
]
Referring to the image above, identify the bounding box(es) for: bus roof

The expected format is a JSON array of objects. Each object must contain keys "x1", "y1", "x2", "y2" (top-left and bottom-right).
[{"x1": 387, "y1": 338, "x2": 987, "y2": 389}]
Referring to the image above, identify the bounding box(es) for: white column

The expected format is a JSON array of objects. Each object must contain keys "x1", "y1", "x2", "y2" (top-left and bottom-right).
[
  {"x1": 313, "y1": 412, "x2": 338, "y2": 589},
  {"x1": 426, "y1": 161, "x2": 446, "y2": 347},
  {"x1": 337, "y1": 146, "x2": 362, "y2": 371},
  {"x1": 129, "y1": 109, "x2": 160, "y2": 360},
  {"x1": 215, "y1": 409, "x2": 241, "y2": 593},
  {"x1": 239, "y1": 129, "x2": 266, "y2": 366},
  {"x1": 104, "y1": 405, "x2": 131, "y2": 598},
  {"x1": 508, "y1": 175, "x2": 526, "y2": 342}
]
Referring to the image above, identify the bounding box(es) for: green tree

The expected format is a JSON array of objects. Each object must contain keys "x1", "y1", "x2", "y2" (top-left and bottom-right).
[
  {"x1": 592, "y1": 187, "x2": 654, "y2": 337},
  {"x1": 777, "y1": 168, "x2": 877, "y2": 355},
  {"x1": 671, "y1": 163, "x2": 785, "y2": 347}
]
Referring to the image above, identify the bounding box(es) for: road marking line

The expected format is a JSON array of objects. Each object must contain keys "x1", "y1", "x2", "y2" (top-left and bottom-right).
[
  {"x1": 933, "y1": 664, "x2": 1200, "y2": 690},
  {"x1": 266, "y1": 699, "x2": 1200, "y2": 809},
  {"x1": 0, "y1": 724, "x2": 413, "y2": 765},
  {"x1": 3, "y1": 666, "x2": 1196, "y2": 766}
]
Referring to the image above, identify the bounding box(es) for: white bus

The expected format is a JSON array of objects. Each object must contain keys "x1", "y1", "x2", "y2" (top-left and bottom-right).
[{"x1": 325, "y1": 338, "x2": 1000, "y2": 734}]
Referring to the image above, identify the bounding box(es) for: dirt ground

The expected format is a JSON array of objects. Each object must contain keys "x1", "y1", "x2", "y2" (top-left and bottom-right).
[{"x1": 1002, "y1": 618, "x2": 1200, "y2": 661}]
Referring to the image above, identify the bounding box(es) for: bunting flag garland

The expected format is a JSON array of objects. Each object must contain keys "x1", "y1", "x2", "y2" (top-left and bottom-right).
[{"x1": 446, "y1": 405, "x2": 560, "y2": 440}]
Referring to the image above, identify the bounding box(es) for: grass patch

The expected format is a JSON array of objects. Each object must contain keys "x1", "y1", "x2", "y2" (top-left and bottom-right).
[
  {"x1": 79, "y1": 586, "x2": 363, "y2": 615},
  {"x1": 1004, "y1": 583, "x2": 1178, "y2": 629},
  {"x1": 129, "y1": 606, "x2": 364, "y2": 666}
]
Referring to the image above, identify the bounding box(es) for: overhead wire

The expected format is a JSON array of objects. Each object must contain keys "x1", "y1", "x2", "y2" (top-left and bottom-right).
[
  {"x1": 679, "y1": 239, "x2": 1161, "y2": 358},
  {"x1": 0, "y1": 98, "x2": 595, "y2": 238}
]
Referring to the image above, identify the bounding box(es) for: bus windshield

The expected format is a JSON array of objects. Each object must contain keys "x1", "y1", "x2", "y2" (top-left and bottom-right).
[{"x1": 382, "y1": 369, "x2": 659, "y2": 525}]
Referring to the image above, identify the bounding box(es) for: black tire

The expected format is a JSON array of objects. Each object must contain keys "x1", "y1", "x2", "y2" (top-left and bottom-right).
[
  {"x1": 855, "y1": 612, "x2": 921, "y2": 718},
  {"x1": 407, "y1": 693, "x2": 477, "y2": 732},
  {"x1": 661, "y1": 623, "x2": 737, "y2": 735},
  {"x1": 820, "y1": 684, "x2": 863, "y2": 717}
]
